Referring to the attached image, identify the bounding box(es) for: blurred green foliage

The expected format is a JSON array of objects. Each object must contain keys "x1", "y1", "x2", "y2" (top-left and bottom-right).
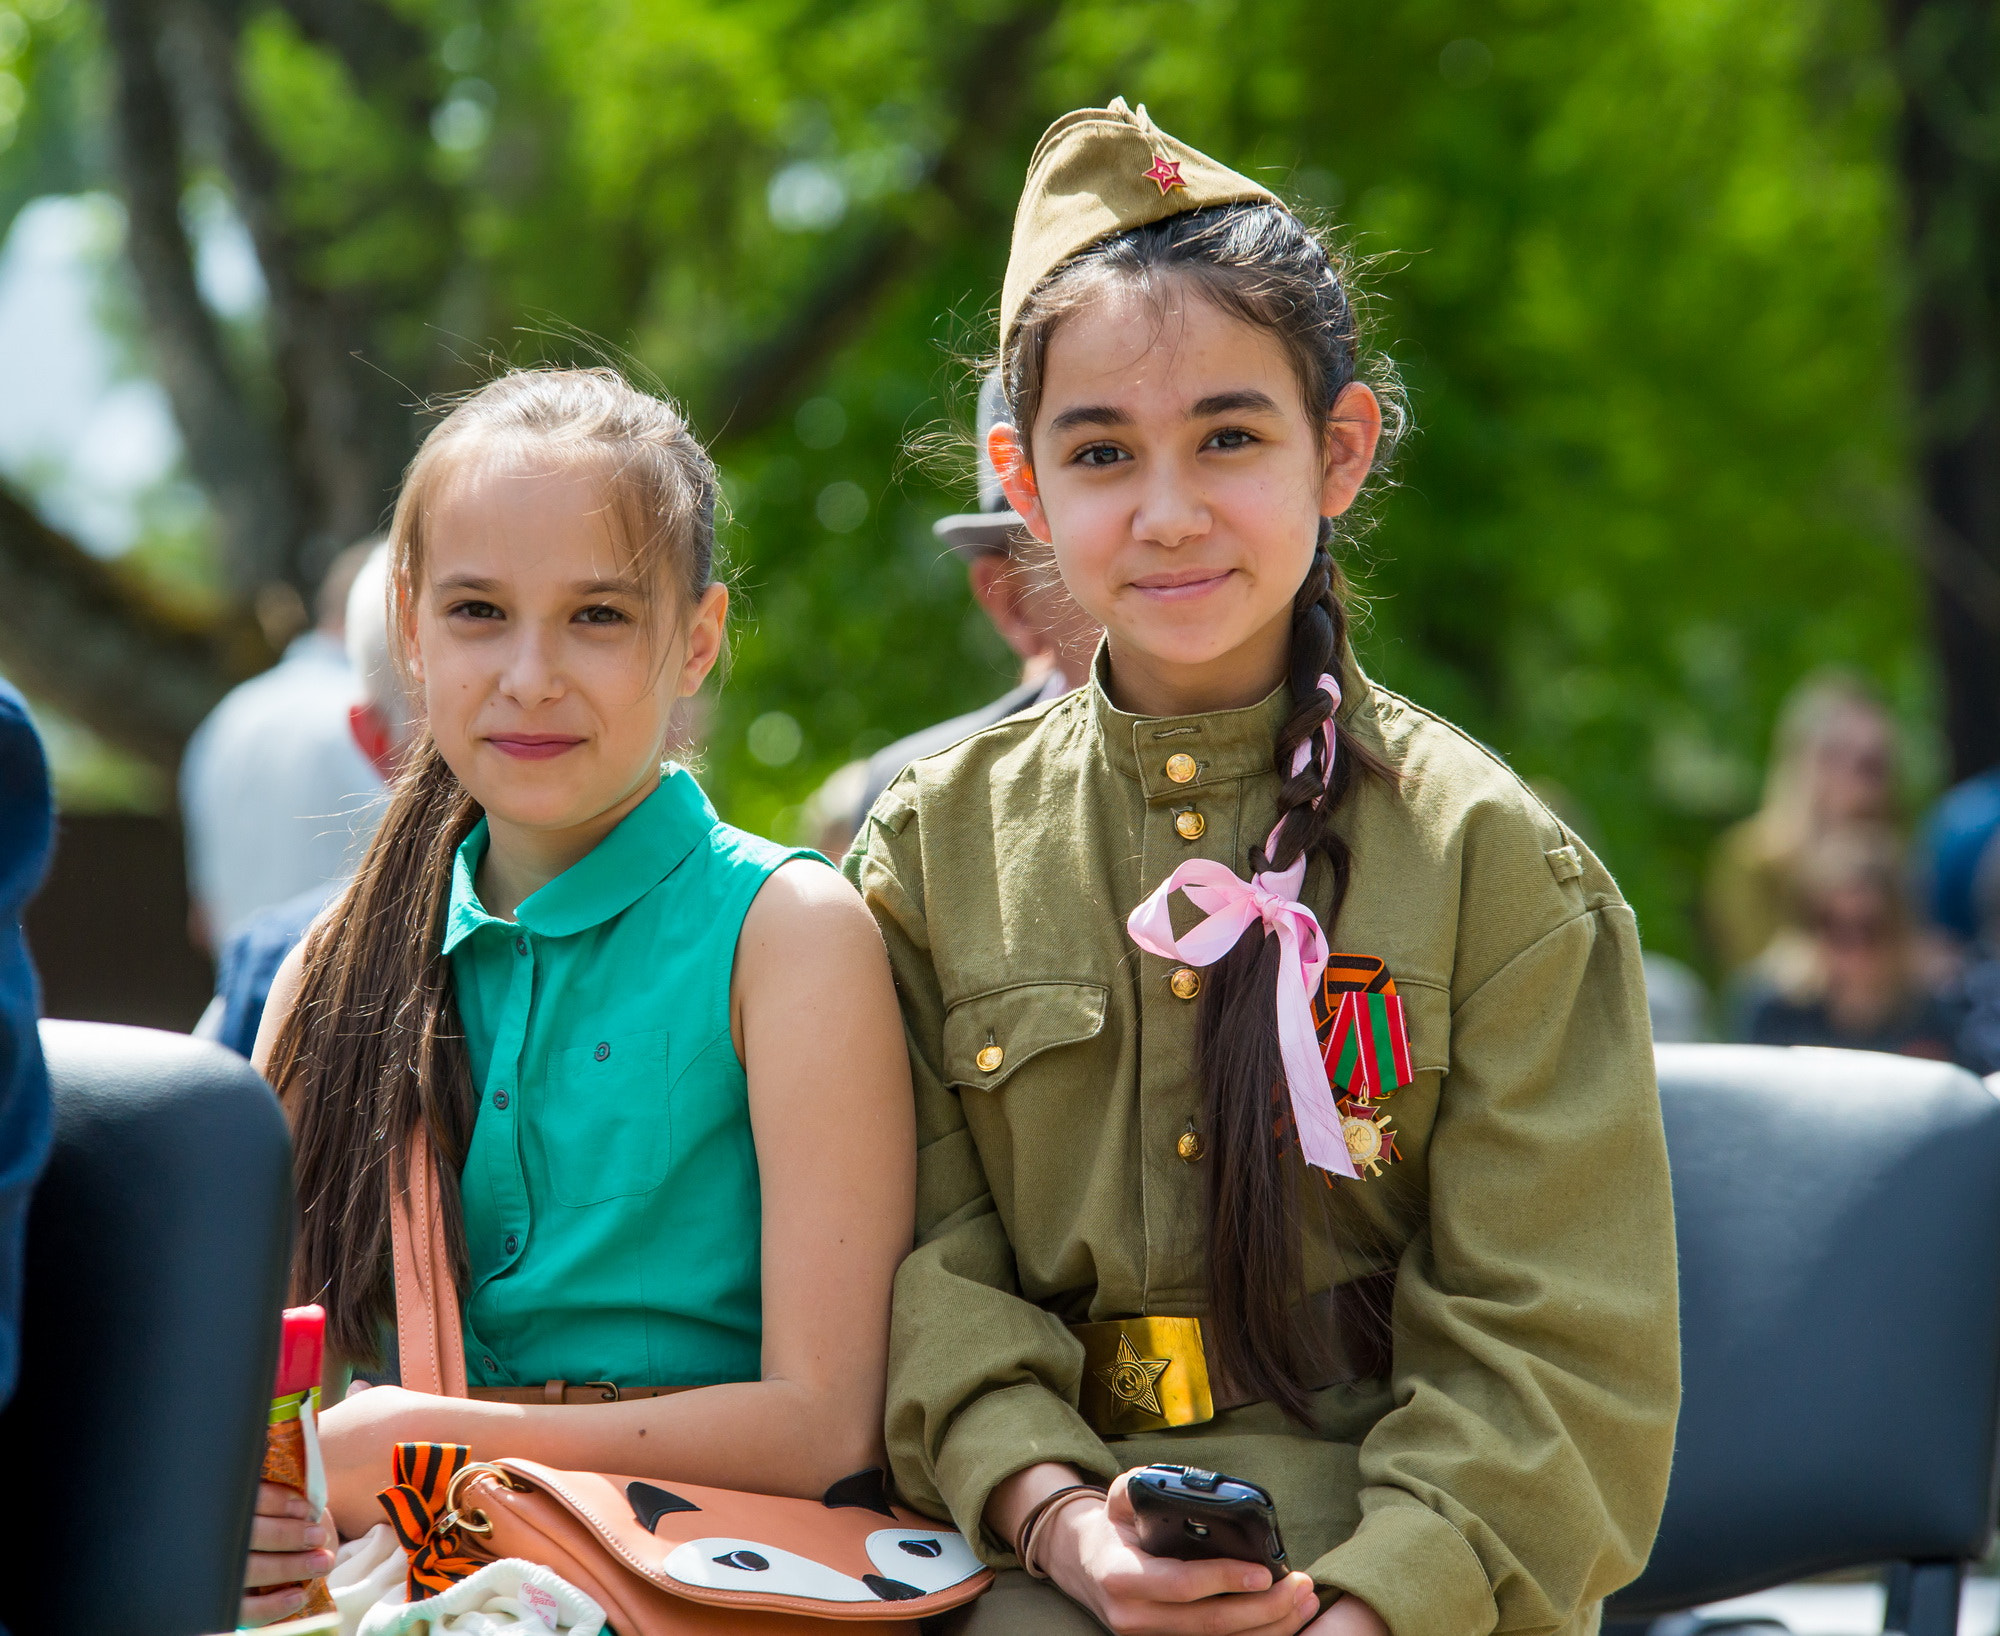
[{"x1": 0, "y1": 0, "x2": 1926, "y2": 965}]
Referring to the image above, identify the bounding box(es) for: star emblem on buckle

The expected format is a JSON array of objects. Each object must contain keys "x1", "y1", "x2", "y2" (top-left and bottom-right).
[
  {"x1": 1142, "y1": 155, "x2": 1185, "y2": 195},
  {"x1": 1094, "y1": 1334, "x2": 1172, "y2": 1416}
]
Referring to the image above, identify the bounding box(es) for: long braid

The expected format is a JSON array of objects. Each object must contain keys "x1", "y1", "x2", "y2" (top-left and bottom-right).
[{"x1": 1194, "y1": 530, "x2": 1388, "y2": 1420}]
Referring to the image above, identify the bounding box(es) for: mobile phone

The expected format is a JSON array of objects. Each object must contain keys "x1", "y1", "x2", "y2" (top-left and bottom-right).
[{"x1": 1128, "y1": 1463, "x2": 1287, "y2": 1578}]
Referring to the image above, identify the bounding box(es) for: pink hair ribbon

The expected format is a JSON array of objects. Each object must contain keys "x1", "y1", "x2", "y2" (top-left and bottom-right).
[{"x1": 1125, "y1": 674, "x2": 1355, "y2": 1178}]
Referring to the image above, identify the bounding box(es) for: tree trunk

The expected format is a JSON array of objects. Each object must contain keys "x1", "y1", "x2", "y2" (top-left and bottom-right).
[
  {"x1": 98, "y1": 0, "x2": 301, "y2": 595},
  {"x1": 1888, "y1": 0, "x2": 2000, "y2": 782},
  {"x1": 170, "y1": 0, "x2": 422, "y2": 575}
]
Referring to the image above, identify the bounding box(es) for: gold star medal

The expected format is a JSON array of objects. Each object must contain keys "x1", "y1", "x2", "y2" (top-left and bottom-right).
[
  {"x1": 1339, "y1": 1103, "x2": 1399, "y2": 1179},
  {"x1": 1093, "y1": 1333, "x2": 1172, "y2": 1417}
]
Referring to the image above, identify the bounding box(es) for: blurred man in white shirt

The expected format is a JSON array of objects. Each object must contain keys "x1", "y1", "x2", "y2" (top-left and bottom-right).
[{"x1": 178, "y1": 542, "x2": 384, "y2": 948}]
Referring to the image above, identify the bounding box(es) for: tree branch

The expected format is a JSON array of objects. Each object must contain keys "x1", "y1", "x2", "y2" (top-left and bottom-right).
[
  {"x1": 0, "y1": 483, "x2": 267, "y2": 769},
  {"x1": 704, "y1": 0, "x2": 1060, "y2": 448},
  {"x1": 263, "y1": 0, "x2": 432, "y2": 117},
  {"x1": 171, "y1": 0, "x2": 422, "y2": 562},
  {"x1": 97, "y1": 0, "x2": 298, "y2": 593}
]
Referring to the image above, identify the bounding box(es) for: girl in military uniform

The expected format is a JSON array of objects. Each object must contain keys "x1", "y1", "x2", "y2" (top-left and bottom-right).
[{"x1": 846, "y1": 104, "x2": 1679, "y2": 1636}]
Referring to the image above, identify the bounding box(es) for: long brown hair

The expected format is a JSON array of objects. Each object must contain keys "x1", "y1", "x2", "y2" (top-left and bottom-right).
[
  {"x1": 1002, "y1": 203, "x2": 1403, "y2": 1420},
  {"x1": 267, "y1": 367, "x2": 720, "y2": 1365}
]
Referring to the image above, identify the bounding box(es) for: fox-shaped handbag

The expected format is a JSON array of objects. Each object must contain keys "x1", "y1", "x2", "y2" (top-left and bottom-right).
[{"x1": 381, "y1": 1131, "x2": 993, "y2": 1634}]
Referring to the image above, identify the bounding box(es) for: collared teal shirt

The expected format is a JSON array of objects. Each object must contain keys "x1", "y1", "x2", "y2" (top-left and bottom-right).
[{"x1": 444, "y1": 767, "x2": 817, "y2": 1390}]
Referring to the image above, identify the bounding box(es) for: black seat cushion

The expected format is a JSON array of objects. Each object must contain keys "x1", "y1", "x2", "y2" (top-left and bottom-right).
[
  {"x1": 1611, "y1": 1045, "x2": 2000, "y2": 1614},
  {"x1": 0, "y1": 1021, "x2": 292, "y2": 1636}
]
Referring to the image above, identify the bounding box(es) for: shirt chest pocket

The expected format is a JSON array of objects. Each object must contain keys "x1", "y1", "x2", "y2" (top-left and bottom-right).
[
  {"x1": 535, "y1": 1028, "x2": 675, "y2": 1207},
  {"x1": 943, "y1": 981, "x2": 1109, "y2": 1093}
]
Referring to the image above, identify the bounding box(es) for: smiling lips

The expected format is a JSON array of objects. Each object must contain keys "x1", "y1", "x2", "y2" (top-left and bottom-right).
[
  {"x1": 1129, "y1": 566, "x2": 1233, "y2": 602},
  {"x1": 487, "y1": 733, "x2": 586, "y2": 761}
]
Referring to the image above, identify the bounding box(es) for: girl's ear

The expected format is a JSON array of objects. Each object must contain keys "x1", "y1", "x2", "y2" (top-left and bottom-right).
[
  {"x1": 988, "y1": 423, "x2": 1053, "y2": 545},
  {"x1": 399, "y1": 576, "x2": 427, "y2": 687},
  {"x1": 675, "y1": 581, "x2": 730, "y2": 699},
  {"x1": 1319, "y1": 381, "x2": 1384, "y2": 519}
]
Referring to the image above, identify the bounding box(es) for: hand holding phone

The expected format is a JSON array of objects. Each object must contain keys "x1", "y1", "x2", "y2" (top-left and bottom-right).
[{"x1": 1128, "y1": 1462, "x2": 1288, "y2": 1578}]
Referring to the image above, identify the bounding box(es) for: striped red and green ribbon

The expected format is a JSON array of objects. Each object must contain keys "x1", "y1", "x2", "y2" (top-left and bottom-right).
[
  {"x1": 377, "y1": 1441, "x2": 485, "y2": 1598},
  {"x1": 1324, "y1": 988, "x2": 1413, "y2": 1102}
]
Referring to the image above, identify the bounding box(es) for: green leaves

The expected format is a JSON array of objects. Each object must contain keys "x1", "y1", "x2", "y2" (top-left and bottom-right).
[{"x1": 1, "y1": 0, "x2": 1925, "y2": 961}]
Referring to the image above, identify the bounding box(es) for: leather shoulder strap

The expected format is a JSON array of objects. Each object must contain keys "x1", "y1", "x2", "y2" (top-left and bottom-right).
[{"x1": 389, "y1": 1125, "x2": 469, "y2": 1398}]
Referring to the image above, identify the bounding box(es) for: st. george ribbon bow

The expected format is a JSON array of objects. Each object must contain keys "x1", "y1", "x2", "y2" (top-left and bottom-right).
[{"x1": 1124, "y1": 674, "x2": 1356, "y2": 1178}]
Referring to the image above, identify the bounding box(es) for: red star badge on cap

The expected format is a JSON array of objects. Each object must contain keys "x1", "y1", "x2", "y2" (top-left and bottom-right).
[{"x1": 1142, "y1": 155, "x2": 1185, "y2": 195}]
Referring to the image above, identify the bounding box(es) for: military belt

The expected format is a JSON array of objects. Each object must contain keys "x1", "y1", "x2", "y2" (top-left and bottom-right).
[{"x1": 1068, "y1": 1272, "x2": 1396, "y2": 1437}]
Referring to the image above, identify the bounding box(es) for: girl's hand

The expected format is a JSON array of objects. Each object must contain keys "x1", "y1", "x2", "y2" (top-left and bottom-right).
[
  {"x1": 1036, "y1": 1472, "x2": 1322, "y2": 1636},
  {"x1": 316, "y1": 1381, "x2": 435, "y2": 1537},
  {"x1": 240, "y1": 1480, "x2": 335, "y2": 1627}
]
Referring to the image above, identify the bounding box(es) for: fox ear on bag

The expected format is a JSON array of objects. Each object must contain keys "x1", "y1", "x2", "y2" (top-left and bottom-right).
[
  {"x1": 822, "y1": 1468, "x2": 899, "y2": 1517},
  {"x1": 627, "y1": 1481, "x2": 702, "y2": 1532}
]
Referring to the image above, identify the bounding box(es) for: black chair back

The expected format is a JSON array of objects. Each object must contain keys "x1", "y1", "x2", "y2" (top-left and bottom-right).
[
  {"x1": 1610, "y1": 1044, "x2": 2000, "y2": 1633},
  {"x1": 0, "y1": 1021, "x2": 291, "y2": 1636}
]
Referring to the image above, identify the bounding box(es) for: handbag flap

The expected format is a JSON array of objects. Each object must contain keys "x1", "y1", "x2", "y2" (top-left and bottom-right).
[{"x1": 480, "y1": 1460, "x2": 993, "y2": 1621}]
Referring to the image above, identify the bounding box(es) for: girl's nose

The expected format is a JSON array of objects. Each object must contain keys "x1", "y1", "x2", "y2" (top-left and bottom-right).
[
  {"x1": 497, "y1": 626, "x2": 564, "y2": 705},
  {"x1": 1132, "y1": 460, "x2": 1209, "y2": 549}
]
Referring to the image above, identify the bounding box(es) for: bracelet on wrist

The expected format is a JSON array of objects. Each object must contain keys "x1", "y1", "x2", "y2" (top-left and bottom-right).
[{"x1": 1017, "y1": 1483, "x2": 1105, "y2": 1580}]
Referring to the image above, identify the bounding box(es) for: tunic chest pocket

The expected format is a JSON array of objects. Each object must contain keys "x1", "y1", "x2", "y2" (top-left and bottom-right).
[
  {"x1": 536, "y1": 1028, "x2": 674, "y2": 1207},
  {"x1": 943, "y1": 981, "x2": 1108, "y2": 1092}
]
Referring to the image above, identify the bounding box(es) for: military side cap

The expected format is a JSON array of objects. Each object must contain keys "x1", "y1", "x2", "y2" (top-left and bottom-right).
[{"x1": 999, "y1": 97, "x2": 1278, "y2": 354}]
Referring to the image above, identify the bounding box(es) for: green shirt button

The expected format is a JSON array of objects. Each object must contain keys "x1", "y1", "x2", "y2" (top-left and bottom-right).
[
  {"x1": 515, "y1": 937, "x2": 528, "y2": 955},
  {"x1": 493, "y1": 1088, "x2": 509, "y2": 1110},
  {"x1": 504, "y1": 1234, "x2": 518, "y2": 1254}
]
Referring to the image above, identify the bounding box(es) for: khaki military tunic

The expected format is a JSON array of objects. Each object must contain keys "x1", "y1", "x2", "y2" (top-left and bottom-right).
[{"x1": 844, "y1": 663, "x2": 1680, "y2": 1636}]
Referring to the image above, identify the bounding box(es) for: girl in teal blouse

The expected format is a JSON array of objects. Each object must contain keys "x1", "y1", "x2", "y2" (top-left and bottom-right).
[{"x1": 239, "y1": 368, "x2": 915, "y2": 1624}]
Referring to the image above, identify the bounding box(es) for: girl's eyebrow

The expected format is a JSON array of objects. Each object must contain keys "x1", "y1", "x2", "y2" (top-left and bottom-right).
[
  {"x1": 431, "y1": 573, "x2": 640, "y2": 595},
  {"x1": 1048, "y1": 403, "x2": 1130, "y2": 434},
  {"x1": 1190, "y1": 389, "x2": 1283, "y2": 418},
  {"x1": 1047, "y1": 389, "x2": 1283, "y2": 435}
]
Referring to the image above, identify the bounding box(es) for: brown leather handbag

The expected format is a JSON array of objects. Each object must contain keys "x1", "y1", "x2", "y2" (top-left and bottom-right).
[{"x1": 386, "y1": 1131, "x2": 991, "y2": 1633}]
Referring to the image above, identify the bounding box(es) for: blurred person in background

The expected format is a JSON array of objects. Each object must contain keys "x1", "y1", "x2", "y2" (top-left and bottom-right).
[
  {"x1": 0, "y1": 679, "x2": 51, "y2": 1419},
  {"x1": 807, "y1": 374, "x2": 1098, "y2": 858},
  {"x1": 179, "y1": 541, "x2": 384, "y2": 949},
  {"x1": 1738, "y1": 825, "x2": 1960, "y2": 1058},
  {"x1": 1914, "y1": 761, "x2": 2000, "y2": 952},
  {"x1": 1950, "y1": 844, "x2": 2000, "y2": 1073},
  {"x1": 1704, "y1": 671, "x2": 1900, "y2": 972},
  {"x1": 195, "y1": 543, "x2": 414, "y2": 1058}
]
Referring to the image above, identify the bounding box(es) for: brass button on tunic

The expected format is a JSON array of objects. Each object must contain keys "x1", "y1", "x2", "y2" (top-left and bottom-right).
[
  {"x1": 1173, "y1": 809, "x2": 1206, "y2": 841},
  {"x1": 1168, "y1": 967, "x2": 1202, "y2": 1001},
  {"x1": 846, "y1": 656, "x2": 1679, "y2": 1636}
]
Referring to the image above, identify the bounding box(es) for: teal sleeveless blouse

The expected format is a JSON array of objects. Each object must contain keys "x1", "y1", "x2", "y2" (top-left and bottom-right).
[{"x1": 445, "y1": 768, "x2": 817, "y2": 1389}]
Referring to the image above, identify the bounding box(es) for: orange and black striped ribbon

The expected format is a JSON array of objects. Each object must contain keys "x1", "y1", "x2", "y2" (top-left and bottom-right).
[{"x1": 376, "y1": 1440, "x2": 485, "y2": 1598}]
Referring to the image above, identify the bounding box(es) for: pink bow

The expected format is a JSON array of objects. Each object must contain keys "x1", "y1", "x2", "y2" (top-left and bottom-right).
[{"x1": 1124, "y1": 674, "x2": 1353, "y2": 1178}]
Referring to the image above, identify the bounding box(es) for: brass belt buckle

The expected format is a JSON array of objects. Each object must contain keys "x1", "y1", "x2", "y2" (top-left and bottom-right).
[{"x1": 1071, "y1": 1316, "x2": 1215, "y2": 1436}]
